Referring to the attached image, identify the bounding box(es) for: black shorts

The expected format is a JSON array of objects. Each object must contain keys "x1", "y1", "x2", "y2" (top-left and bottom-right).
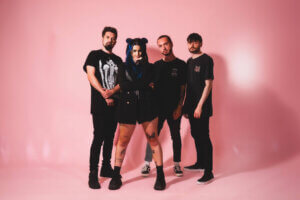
[{"x1": 117, "y1": 92, "x2": 158, "y2": 125}]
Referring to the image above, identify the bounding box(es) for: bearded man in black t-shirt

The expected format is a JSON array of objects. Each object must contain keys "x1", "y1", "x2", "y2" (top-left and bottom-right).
[
  {"x1": 140, "y1": 35, "x2": 186, "y2": 177},
  {"x1": 183, "y1": 33, "x2": 215, "y2": 184},
  {"x1": 83, "y1": 27, "x2": 122, "y2": 189}
]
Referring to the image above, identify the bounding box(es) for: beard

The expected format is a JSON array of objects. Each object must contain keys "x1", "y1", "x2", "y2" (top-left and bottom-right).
[
  {"x1": 162, "y1": 49, "x2": 172, "y2": 56},
  {"x1": 189, "y1": 47, "x2": 200, "y2": 54},
  {"x1": 104, "y1": 43, "x2": 113, "y2": 51}
]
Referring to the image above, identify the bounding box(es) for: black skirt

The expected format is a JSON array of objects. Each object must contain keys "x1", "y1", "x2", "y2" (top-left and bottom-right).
[{"x1": 117, "y1": 89, "x2": 158, "y2": 124}]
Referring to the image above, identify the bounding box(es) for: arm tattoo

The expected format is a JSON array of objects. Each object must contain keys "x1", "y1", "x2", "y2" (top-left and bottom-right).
[{"x1": 120, "y1": 149, "x2": 126, "y2": 155}]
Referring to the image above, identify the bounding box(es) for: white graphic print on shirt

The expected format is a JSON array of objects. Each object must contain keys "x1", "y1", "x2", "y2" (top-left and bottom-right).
[{"x1": 99, "y1": 59, "x2": 118, "y2": 89}]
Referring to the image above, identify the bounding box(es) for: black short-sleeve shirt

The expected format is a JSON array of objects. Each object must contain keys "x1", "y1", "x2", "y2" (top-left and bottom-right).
[
  {"x1": 154, "y1": 58, "x2": 187, "y2": 116},
  {"x1": 183, "y1": 54, "x2": 214, "y2": 117},
  {"x1": 83, "y1": 49, "x2": 123, "y2": 114}
]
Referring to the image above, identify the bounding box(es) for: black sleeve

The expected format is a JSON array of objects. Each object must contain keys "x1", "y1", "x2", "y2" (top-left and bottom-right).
[
  {"x1": 83, "y1": 51, "x2": 97, "y2": 73},
  {"x1": 204, "y1": 57, "x2": 214, "y2": 80},
  {"x1": 115, "y1": 58, "x2": 123, "y2": 85},
  {"x1": 118, "y1": 64, "x2": 151, "y2": 91}
]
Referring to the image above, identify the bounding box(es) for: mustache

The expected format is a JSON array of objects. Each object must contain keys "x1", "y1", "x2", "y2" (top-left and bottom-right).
[{"x1": 189, "y1": 47, "x2": 200, "y2": 53}]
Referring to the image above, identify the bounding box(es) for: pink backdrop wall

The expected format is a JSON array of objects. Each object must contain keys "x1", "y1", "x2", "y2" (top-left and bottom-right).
[{"x1": 0, "y1": 0, "x2": 299, "y2": 179}]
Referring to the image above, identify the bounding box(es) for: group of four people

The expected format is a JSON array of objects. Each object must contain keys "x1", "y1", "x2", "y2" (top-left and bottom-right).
[{"x1": 83, "y1": 26, "x2": 214, "y2": 191}]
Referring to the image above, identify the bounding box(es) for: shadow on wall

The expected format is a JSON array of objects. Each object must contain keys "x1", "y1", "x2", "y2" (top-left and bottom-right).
[{"x1": 212, "y1": 53, "x2": 300, "y2": 177}]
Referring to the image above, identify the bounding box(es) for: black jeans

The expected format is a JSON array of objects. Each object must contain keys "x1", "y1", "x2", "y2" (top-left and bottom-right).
[
  {"x1": 89, "y1": 113, "x2": 117, "y2": 171},
  {"x1": 189, "y1": 115, "x2": 213, "y2": 171},
  {"x1": 145, "y1": 115, "x2": 182, "y2": 162}
]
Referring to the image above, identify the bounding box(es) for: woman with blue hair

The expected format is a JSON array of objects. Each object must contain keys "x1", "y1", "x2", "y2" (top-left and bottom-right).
[{"x1": 109, "y1": 38, "x2": 166, "y2": 190}]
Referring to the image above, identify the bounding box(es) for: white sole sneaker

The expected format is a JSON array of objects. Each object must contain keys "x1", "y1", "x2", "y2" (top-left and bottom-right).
[
  {"x1": 175, "y1": 173, "x2": 183, "y2": 177},
  {"x1": 197, "y1": 177, "x2": 215, "y2": 185},
  {"x1": 197, "y1": 178, "x2": 214, "y2": 185},
  {"x1": 141, "y1": 173, "x2": 150, "y2": 177}
]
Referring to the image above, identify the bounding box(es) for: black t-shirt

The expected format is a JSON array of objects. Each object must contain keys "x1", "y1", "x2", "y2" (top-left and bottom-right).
[
  {"x1": 183, "y1": 53, "x2": 214, "y2": 117},
  {"x1": 83, "y1": 49, "x2": 123, "y2": 114},
  {"x1": 154, "y1": 58, "x2": 187, "y2": 116}
]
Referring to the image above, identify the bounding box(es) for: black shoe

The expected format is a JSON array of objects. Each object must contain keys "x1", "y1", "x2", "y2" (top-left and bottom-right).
[
  {"x1": 197, "y1": 172, "x2": 214, "y2": 184},
  {"x1": 108, "y1": 175, "x2": 122, "y2": 190},
  {"x1": 184, "y1": 163, "x2": 204, "y2": 171},
  {"x1": 100, "y1": 163, "x2": 114, "y2": 178},
  {"x1": 141, "y1": 164, "x2": 151, "y2": 177},
  {"x1": 88, "y1": 170, "x2": 100, "y2": 189},
  {"x1": 154, "y1": 176, "x2": 166, "y2": 190},
  {"x1": 174, "y1": 165, "x2": 183, "y2": 177}
]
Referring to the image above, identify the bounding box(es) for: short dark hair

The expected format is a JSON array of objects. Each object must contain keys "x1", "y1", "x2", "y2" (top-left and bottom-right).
[
  {"x1": 102, "y1": 26, "x2": 118, "y2": 39},
  {"x1": 187, "y1": 33, "x2": 202, "y2": 43},
  {"x1": 157, "y1": 35, "x2": 173, "y2": 45}
]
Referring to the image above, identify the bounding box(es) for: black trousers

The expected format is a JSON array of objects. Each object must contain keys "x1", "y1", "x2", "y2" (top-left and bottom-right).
[
  {"x1": 189, "y1": 115, "x2": 213, "y2": 171},
  {"x1": 89, "y1": 112, "x2": 117, "y2": 171},
  {"x1": 145, "y1": 114, "x2": 182, "y2": 162}
]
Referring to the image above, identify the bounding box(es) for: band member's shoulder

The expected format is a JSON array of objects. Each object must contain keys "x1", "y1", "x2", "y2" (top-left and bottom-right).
[
  {"x1": 87, "y1": 49, "x2": 100, "y2": 56},
  {"x1": 203, "y1": 53, "x2": 213, "y2": 61},
  {"x1": 154, "y1": 59, "x2": 163, "y2": 65},
  {"x1": 175, "y1": 57, "x2": 187, "y2": 65},
  {"x1": 186, "y1": 57, "x2": 193, "y2": 64}
]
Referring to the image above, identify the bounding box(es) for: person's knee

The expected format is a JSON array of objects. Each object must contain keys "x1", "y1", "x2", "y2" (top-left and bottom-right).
[
  {"x1": 118, "y1": 135, "x2": 130, "y2": 147},
  {"x1": 92, "y1": 134, "x2": 104, "y2": 144},
  {"x1": 146, "y1": 132, "x2": 159, "y2": 146},
  {"x1": 197, "y1": 135, "x2": 210, "y2": 143},
  {"x1": 190, "y1": 131, "x2": 198, "y2": 140}
]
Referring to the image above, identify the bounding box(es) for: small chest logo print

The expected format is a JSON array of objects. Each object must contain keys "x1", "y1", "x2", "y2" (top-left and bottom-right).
[
  {"x1": 171, "y1": 68, "x2": 178, "y2": 77},
  {"x1": 194, "y1": 65, "x2": 201, "y2": 72}
]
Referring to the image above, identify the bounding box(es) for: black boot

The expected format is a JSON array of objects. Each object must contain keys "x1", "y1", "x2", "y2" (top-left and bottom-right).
[
  {"x1": 100, "y1": 161, "x2": 114, "y2": 177},
  {"x1": 88, "y1": 170, "x2": 100, "y2": 189},
  {"x1": 197, "y1": 171, "x2": 214, "y2": 184},
  {"x1": 108, "y1": 166, "x2": 122, "y2": 190},
  {"x1": 154, "y1": 166, "x2": 166, "y2": 190}
]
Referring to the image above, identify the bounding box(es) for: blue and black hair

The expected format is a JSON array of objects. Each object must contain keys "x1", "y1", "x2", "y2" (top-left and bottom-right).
[{"x1": 125, "y1": 38, "x2": 148, "y2": 79}]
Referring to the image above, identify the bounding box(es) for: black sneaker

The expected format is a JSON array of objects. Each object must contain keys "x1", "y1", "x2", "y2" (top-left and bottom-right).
[
  {"x1": 141, "y1": 164, "x2": 150, "y2": 177},
  {"x1": 197, "y1": 172, "x2": 214, "y2": 184},
  {"x1": 100, "y1": 164, "x2": 114, "y2": 178},
  {"x1": 88, "y1": 170, "x2": 100, "y2": 189},
  {"x1": 184, "y1": 163, "x2": 204, "y2": 171},
  {"x1": 174, "y1": 165, "x2": 183, "y2": 177},
  {"x1": 154, "y1": 176, "x2": 166, "y2": 190},
  {"x1": 108, "y1": 175, "x2": 122, "y2": 190}
]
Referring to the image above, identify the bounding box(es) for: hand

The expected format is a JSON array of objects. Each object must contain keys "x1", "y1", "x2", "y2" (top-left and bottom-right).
[
  {"x1": 173, "y1": 105, "x2": 182, "y2": 120},
  {"x1": 193, "y1": 106, "x2": 202, "y2": 119},
  {"x1": 105, "y1": 98, "x2": 114, "y2": 106},
  {"x1": 100, "y1": 88, "x2": 106, "y2": 98},
  {"x1": 149, "y1": 82, "x2": 155, "y2": 89},
  {"x1": 103, "y1": 89, "x2": 114, "y2": 99}
]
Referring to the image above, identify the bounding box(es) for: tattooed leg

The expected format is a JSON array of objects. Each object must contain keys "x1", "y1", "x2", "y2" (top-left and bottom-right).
[
  {"x1": 114, "y1": 123, "x2": 135, "y2": 167},
  {"x1": 143, "y1": 118, "x2": 163, "y2": 166}
]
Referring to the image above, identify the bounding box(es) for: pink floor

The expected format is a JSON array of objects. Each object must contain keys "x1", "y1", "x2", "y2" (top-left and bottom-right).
[{"x1": 1, "y1": 154, "x2": 299, "y2": 200}]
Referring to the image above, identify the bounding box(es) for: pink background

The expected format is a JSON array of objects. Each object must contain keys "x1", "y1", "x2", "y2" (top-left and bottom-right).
[{"x1": 0, "y1": 0, "x2": 299, "y2": 199}]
